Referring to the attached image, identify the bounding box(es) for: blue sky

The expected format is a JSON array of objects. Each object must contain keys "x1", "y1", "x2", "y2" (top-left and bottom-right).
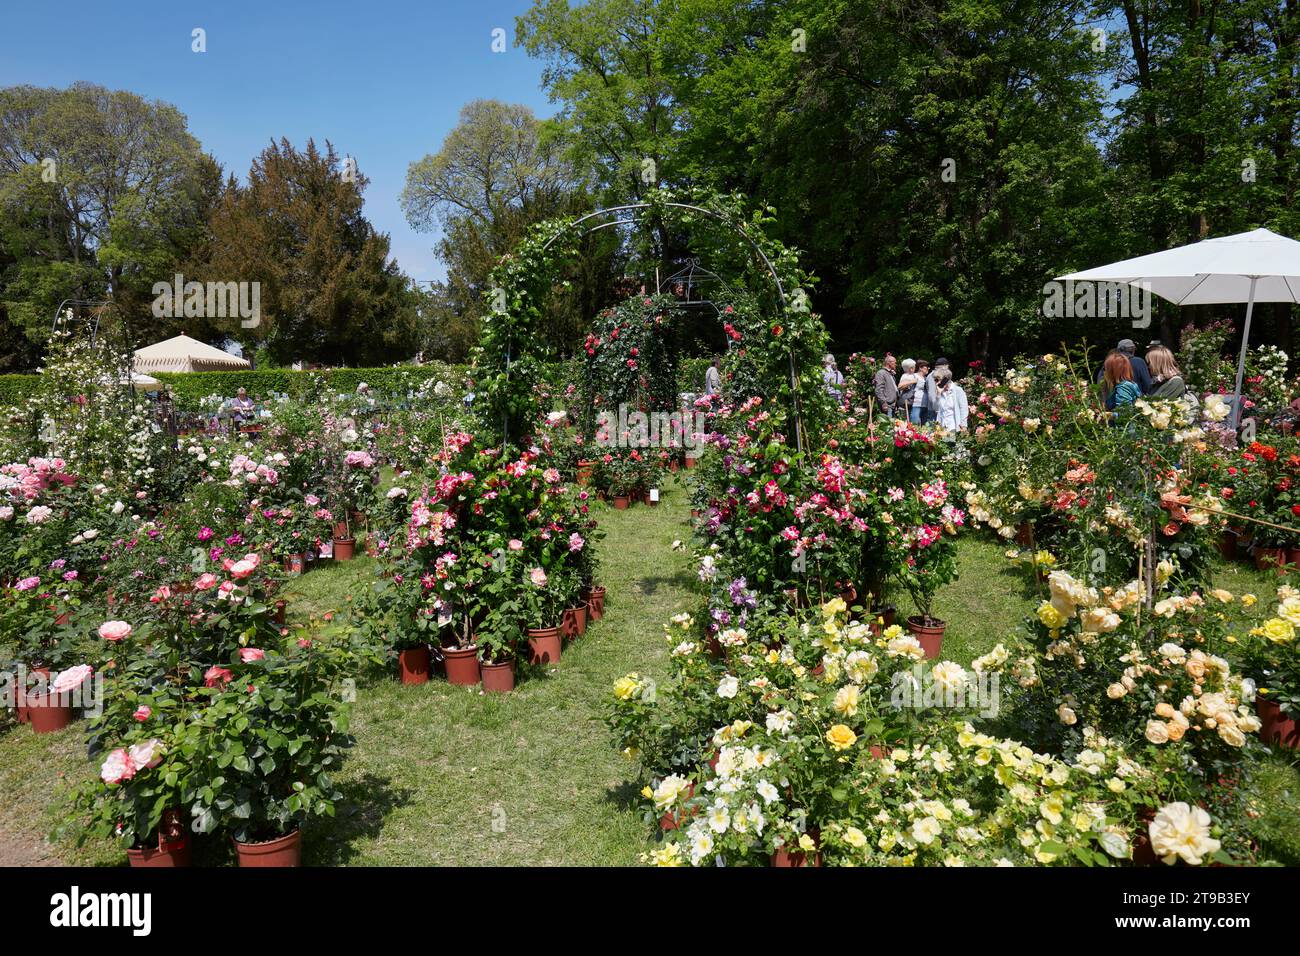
[{"x1": 0, "y1": 0, "x2": 553, "y2": 283}]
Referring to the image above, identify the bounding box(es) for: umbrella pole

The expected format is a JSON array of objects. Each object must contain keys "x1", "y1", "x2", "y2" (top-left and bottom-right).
[{"x1": 1229, "y1": 275, "x2": 1259, "y2": 433}]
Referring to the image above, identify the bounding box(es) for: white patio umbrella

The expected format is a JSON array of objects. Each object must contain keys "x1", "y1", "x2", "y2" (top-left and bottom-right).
[
  {"x1": 1057, "y1": 227, "x2": 1300, "y2": 428},
  {"x1": 123, "y1": 371, "x2": 161, "y2": 391}
]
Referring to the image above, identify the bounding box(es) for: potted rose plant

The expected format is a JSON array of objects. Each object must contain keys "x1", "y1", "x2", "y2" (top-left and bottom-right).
[
  {"x1": 186, "y1": 640, "x2": 354, "y2": 866},
  {"x1": 520, "y1": 564, "x2": 565, "y2": 665},
  {"x1": 68, "y1": 723, "x2": 191, "y2": 867}
]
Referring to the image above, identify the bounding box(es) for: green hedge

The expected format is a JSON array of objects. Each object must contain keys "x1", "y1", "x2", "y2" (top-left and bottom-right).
[
  {"x1": 0, "y1": 374, "x2": 39, "y2": 408},
  {"x1": 153, "y1": 363, "x2": 469, "y2": 411}
]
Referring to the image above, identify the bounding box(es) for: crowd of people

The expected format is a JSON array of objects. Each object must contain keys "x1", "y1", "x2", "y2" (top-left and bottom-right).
[
  {"x1": 1098, "y1": 338, "x2": 1188, "y2": 412},
  {"x1": 706, "y1": 336, "x2": 1194, "y2": 436},
  {"x1": 859, "y1": 353, "x2": 969, "y2": 432}
]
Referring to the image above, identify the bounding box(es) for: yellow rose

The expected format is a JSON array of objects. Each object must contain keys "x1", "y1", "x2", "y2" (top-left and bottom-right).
[
  {"x1": 1037, "y1": 602, "x2": 1067, "y2": 630},
  {"x1": 1241, "y1": 594, "x2": 1258, "y2": 608},
  {"x1": 822, "y1": 597, "x2": 847, "y2": 618},
  {"x1": 1279, "y1": 596, "x2": 1300, "y2": 625},
  {"x1": 843, "y1": 826, "x2": 867, "y2": 848},
  {"x1": 1260, "y1": 617, "x2": 1296, "y2": 644},
  {"x1": 833, "y1": 684, "x2": 861, "y2": 717},
  {"x1": 613, "y1": 675, "x2": 641, "y2": 700},
  {"x1": 826, "y1": 724, "x2": 858, "y2": 751}
]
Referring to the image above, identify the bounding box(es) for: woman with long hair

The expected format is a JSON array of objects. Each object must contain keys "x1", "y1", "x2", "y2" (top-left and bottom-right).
[
  {"x1": 1145, "y1": 346, "x2": 1187, "y2": 399},
  {"x1": 1102, "y1": 350, "x2": 1141, "y2": 412}
]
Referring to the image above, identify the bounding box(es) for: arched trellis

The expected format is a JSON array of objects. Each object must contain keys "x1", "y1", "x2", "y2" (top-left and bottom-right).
[{"x1": 484, "y1": 197, "x2": 824, "y2": 454}]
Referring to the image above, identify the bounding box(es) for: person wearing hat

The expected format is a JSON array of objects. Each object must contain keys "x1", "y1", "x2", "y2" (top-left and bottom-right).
[
  {"x1": 923, "y1": 357, "x2": 950, "y2": 424},
  {"x1": 1095, "y1": 339, "x2": 1151, "y2": 395}
]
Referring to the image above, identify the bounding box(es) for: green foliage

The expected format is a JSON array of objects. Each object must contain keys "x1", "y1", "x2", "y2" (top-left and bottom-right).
[{"x1": 149, "y1": 363, "x2": 466, "y2": 411}]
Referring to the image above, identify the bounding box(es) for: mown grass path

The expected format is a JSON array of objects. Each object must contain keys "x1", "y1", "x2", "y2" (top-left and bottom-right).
[{"x1": 304, "y1": 481, "x2": 697, "y2": 865}]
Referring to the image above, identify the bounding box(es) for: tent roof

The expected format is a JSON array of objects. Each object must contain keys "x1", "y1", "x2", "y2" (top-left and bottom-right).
[
  {"x1": 133, "y1": 334, "x2": 250, "y2": 372},
  {"x1": 1057, "y1": 228, "x2": 1300, "y2": 305}
]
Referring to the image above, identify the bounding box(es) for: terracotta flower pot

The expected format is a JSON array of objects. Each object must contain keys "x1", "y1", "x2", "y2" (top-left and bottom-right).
[
  {"x1": 128, "y1": 834, "x2": 192, "y2": 868},
  {"x1": 398, "y1": 646, "x2": 431, "y2": 685},
  {"x1": 906, "y1": 615, "x2": 946, "y2": 659},
  {"x1": 273, "y1": 600, "x2": 287, "y2": 626},
  {"x1": 52, "y1": 611, "x2": 71, "y2": 626},
  {"x1": 576, "y1": 460, "x2": 593, "y2": 486},
  {"x1": 480, "y1": 659, "x2": 516, "y2": 693},
  {"x1": 1255, "y1": 546, "x2": 1288, "y2": 572},
  {"x1": 27, "y1": 690, "x2": 74, "y2": 734},
  {"x1": 1215, "y1": 532, "x2": 1237, "y2": 561},
  {"x1": 1131, "y1": 807, "x2": 1158, "y2": 866},
  {"x1": 285, "y1": 552, "x2": 306, "y2": 574},
  {"x1": 1257, "y1": 698, "x2": 1299, "y2": 749},
  {"x1": 669, "y1": 459, "x2": 680, "y2": 473},
  {"x1": 684, "y1": 455, "x2": 699, "y2": 469},
  {"x1": 333, "y1": 536, "x2": 356, "y2": 561},
  {"x1": 234, "y1": 829, "x2": 302, "y2": 867},
  {"x1": 333, "y1": 520, "x2": 350, "y2": 539},
  {"x1": 1014, "y1": 521, "x2": 1034, "y2": 547},
  {"x1": 527, "y1": 627, "x2": 563, "y2": 665},
  {"x1": 441, "y1": 646, "x2": 481, "y2": 686},
  {"x1": 584, "y1": 586, "x2": 606, "y2": 621},
  {"x1": 771, "y1": 828, "x2": 821, "y2": 867},
  {"x1": 612, "y1": 495, "x2": 630, "y2": 510},
  {"x1": 16, "y1": 666, "x2": 49, "y2": 725},
  {"x1": 561, "y1": 603, "x2": 588, "y2": 640}
]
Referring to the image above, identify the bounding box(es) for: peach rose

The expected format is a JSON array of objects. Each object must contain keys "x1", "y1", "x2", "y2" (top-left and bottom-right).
[{"x1": 98, "y1": 621, "x2": 133, "y2": 642}]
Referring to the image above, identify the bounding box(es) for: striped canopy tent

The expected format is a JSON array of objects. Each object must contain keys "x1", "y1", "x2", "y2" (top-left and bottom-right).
[{"x1": 133, "y1": 334, "x2": 249, "y2": 373}]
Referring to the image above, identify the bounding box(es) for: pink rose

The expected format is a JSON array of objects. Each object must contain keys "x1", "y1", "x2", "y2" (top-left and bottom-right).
[
  {"x1": 529, "y1": 567, "x2": 548, "y2": 587},
  {"x1": 217, "y1": 581, "x2": 238, "y2": 600},
  {"x1": 51, "y1": 664, "x2": 93, "y2": 694},
  {"x1": 239, "y1": 647, "x2": 265, "y2": 663},
  {"x1": 194, "y1": 572, "x2": 218, "y2": 591},
  {"x1": 99, "y1": 748, "x2": 137, "y2": 785},
  {"x1": 15, "y1": 576, "x2": 40, "y2": 591},
  {"x1": 98, "y1": 620, "x2": 132, "y2": 642},
  {"x1": 204, "y1": 666, "x2": 233, "y2": 687},
  {"x1": 229, "y1": 559, "x2": 257, "y2": 579},
  {"x1": 133, "y1": 706, "x2": 152, "y2": 722},
  {"x1": 508, "y1": 539, "x2": 523, "y2": 551},
  {"x1": 128, "y1": 739, "x2": 164, "y2": 770}
]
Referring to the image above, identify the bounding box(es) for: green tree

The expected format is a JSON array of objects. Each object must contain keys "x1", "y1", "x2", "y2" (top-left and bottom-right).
[
  {"x1": 0, "y1": 83, "x2": 214, "y2": 354},
  {"x1": 401, "y1": 99, "x2": 618, "y2": 356},
  {"x1": 198, "y1": 139, "x2": 419, "y2": 366}
]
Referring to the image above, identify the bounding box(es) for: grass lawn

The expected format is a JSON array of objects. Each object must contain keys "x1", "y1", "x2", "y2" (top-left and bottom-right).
[{"x1": 1, "y1": 478, "x2": 1297, "y2": 864}]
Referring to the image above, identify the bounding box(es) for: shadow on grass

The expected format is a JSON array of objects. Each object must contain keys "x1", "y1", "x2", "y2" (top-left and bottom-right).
[
  {"x1": 602, "y1": 778, "x2": 645, "y2": 814},
  {"x1": 634, "y1": 571, "x2": 698, "y2": 597},
  {"x1": 305, "y1": 771, "x2": 412, "y2": 865}
]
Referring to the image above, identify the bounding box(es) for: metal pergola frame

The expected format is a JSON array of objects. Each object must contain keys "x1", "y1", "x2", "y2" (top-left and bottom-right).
[{"x1": 522, "y1": 202, "x2": 806, "y2": 452}]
